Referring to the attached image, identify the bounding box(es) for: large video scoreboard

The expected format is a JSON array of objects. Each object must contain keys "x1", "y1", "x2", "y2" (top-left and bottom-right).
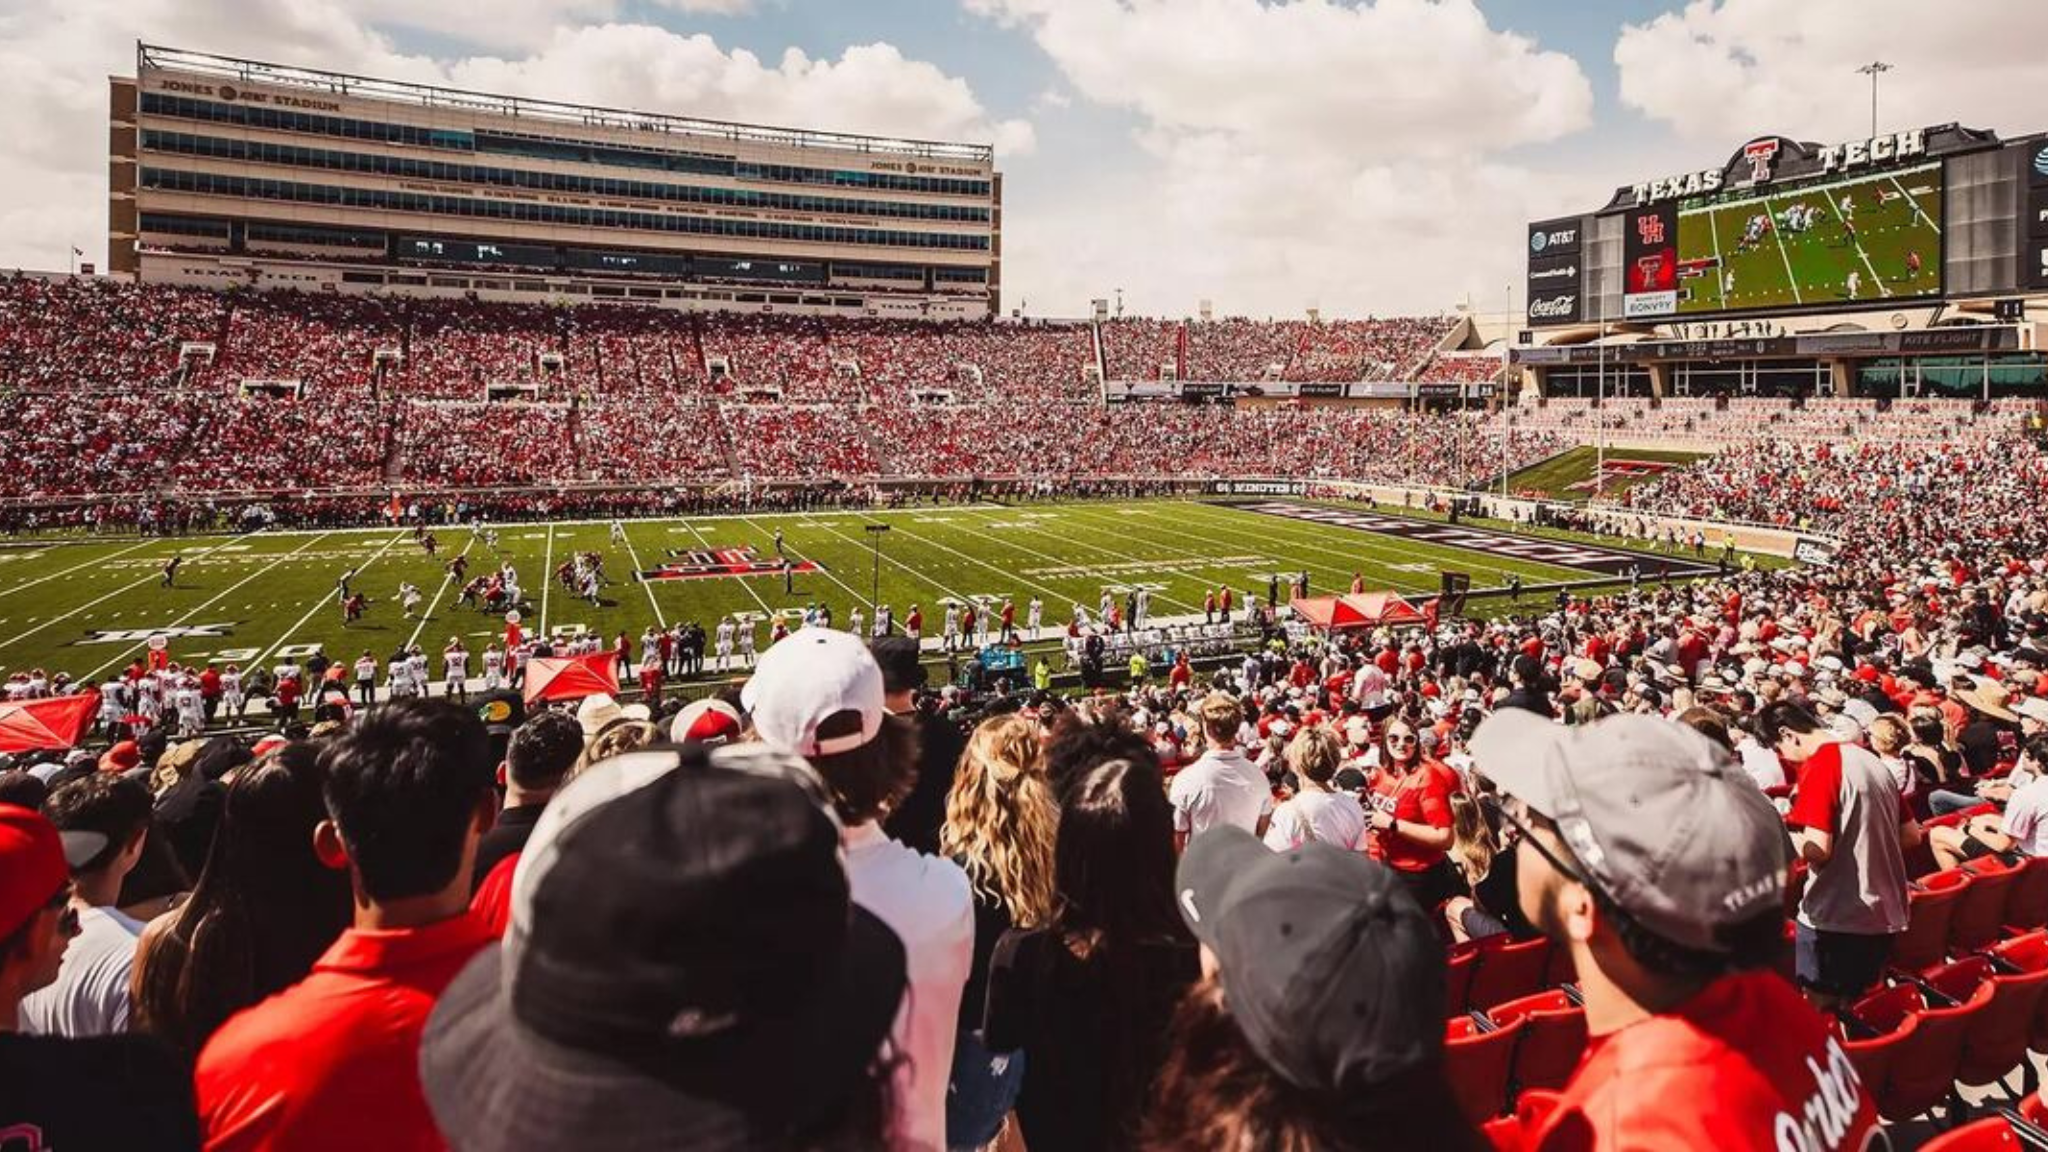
[{"x1": 1528, "y1": 123, "x2": 2041, "y2": 327}]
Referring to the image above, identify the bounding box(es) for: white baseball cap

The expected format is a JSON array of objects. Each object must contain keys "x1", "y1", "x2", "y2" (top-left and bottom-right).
[{"x1": 741, "y1": 629, "x2": 886, "y2": 758}]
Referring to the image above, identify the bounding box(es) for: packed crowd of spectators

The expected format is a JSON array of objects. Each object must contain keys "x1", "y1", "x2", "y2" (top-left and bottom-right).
[
  {"x1": 394, "y1": 403, "x2": 574, "y2": 488},
  {"x1": 15, "y1": 409, "x2": 2048, "y2": 1145}
]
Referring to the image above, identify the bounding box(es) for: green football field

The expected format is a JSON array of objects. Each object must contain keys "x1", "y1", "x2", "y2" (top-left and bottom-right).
[
  {"x1": 1676, "y1": 164, "x2": 1943, "y2": 314},
  {"x1": 0, "y1": 499, "x2": 1674, "y2": 692},
  {"x1": 1508, "y1": 446, "x2": 1712, "y2": 503}
]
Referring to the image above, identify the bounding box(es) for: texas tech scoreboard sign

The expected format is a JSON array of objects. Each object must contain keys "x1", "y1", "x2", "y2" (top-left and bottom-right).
[{"x1": 1528, "y1": 123, "x2": 2026, "y2": 327}]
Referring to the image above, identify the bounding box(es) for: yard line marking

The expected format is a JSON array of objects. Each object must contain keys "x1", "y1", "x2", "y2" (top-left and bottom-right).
[
  {"x1": 993, "y1": 519, "x2": 1206, "y2": 614},
  {"x1": 1707, "y1": 208, "x2": 1726, "y2": 309},
  {"x1": 0, "y1": 533, "x2": 262, "y2": 655},
  {"x1": 617, "y1": 525, "x2": 669, "y2": 630},
  {"x1": 539, "y1": 523, "x2": 555, "y2": 638},
  {"x1": 0, "y1": 539, "x2": 155, "y2": 601},
  {"x1": 1761, "y1": 192, "x2": 1805, "y2": 306},
  {"x1": 1887, "y1": 173, "x2": 1939, "y2": 235},
  {"x1": 1120, "y1": 505, "x2": 1436, "y2": 594},
  {"x1": 807, "y1": 519, "x2": 977, "y2": 607},
  {"x1": 737, "y1": 515, "x2": 873, "y2": 611},
  {"x1": 678, "y1": 519, "x2": 775, "y2": 618},
  {"x1": 401, "y1": 535, "x2": 479, "y2": 652},
  {"x1": 1849, "y1": 235, "x2": 1893, "y2": 299},
  {"x1": 1068, "y1": 502, "x2": 1393, "y2": 584},
  {"x1": 80, "y1": 533, "x2": 335, "y2": 681},
  {"x1": 878, "y1": 522, "x2": 1086, "y2": 614},
  {"x1": 253, "y1": 530, "x2": 411, "y2": 669}
]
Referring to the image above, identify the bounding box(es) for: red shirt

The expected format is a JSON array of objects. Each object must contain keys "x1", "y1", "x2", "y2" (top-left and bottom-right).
[
  {"x1": 196, "y1": 912, "x2": 494, "y2": 1151},
  {"x1": 471, "y1": 854, "x2": 519, "y2": 938},
  {"x1": 1362, "y1": 759, "x2": 1458, "y2": 873},
  {"x1": 1529, "y1": 970, "x2": 1877, "y2": 1151}
]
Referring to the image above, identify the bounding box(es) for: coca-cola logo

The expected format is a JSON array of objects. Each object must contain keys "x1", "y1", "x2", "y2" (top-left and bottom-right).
[{"x1": 1529, "y1": 293, "x2": 1578, "y2": 319}]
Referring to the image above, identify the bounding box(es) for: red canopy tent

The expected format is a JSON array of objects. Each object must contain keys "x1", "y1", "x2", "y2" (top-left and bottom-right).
[
  {"x1": 1345, "y1": 591, "x2": 1427, "y2": 627},
  {"x1": 0, "y1": 693, "x2": 102, "y2": 753},
  {"x1": 521, "y1": 653, "x2": 621, "y2": 705},
  {"x1": 1290, "y1": 595, "x2": 1375, "y2": 631},
  {"x1": 1290, "y1": 592, "x2": 1428, "y2": 632}
]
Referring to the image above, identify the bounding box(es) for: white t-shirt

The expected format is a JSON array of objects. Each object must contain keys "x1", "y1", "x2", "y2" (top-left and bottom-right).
[
  {"x1": 18, "y1": 905, "x2": 144, "y2": 1038},
  {"x1": 2004, "y1": 776, "x2": 2048, "y2": 858},
  {"x1": 1735, "y1": 736, "x2": 1787, "y2": 791},
  {"x1": 843, "y1": 821, "x2": 973, "y2": 1152},
  {"x1": 1262, "y1": 789, "x2": 1367, "y2": 852},
  {"x1": 1168, "y1": 747, "x2": 1274, "y2": 837}
]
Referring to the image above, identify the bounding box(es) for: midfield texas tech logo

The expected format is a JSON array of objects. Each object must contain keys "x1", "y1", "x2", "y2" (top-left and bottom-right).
[{"x1": 639, "y1": 547, "x2": 822, "y2": 582}]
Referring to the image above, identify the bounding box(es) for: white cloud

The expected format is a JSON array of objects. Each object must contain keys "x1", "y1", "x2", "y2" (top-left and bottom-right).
[
  {"x1": 0, "y1": 2, "x2": 1028, "y2": 273},
  {"x1": 648, "y1": 0, "x2": 756, "y2": 13},
  {"x1": 1615, "y1": 0, "x2": 2048, "y2": 144},
  {"x1": 970, "y1": 0, "x2": 1594, "y2": 317}
]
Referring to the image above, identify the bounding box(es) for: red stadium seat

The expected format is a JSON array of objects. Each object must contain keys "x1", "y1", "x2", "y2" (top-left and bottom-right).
[
  {"x1": 1445, "y1": 1015, "x2": 1525, "y2": 1125},
  {"x1": 1467, "y1": 936, "x2": 1552, "y2": 1013},
  {"x1": 1852, "y1": 980, "x2": 1989, "y2": 1121},
  {"x1": 2003, "y1": 856, "x2": 2048, "y2": 933},
  {"x1": 1919, "y1": 1116, "x2": 2024, "y2": 1151},
  {"x1": 1926, "y1": 955, "x2": 2048, "y2": 1090},
  {"x1": 1839, "y1": 1012, "x2": 1915, "y2": 1118},
  {"x1": 1446, "y1": 943, "x2": 1478, "y2": 1017},
  {"x1": 1488, "y1": 990, "x2": 1589, "y2": 1094},
  {"x1": 2022, "y1": 1087, "x2": 2048, "y2": 1127},
  {"x1": 1893, "y1": 871, "x2": 1973, "y2": 973},
  {"x1": 1954, "y1": 857, "x2": 2025, "y2": 952},
  {"x1": 1986, "y1": 931, "x2": 2048, "y2": 1063}
]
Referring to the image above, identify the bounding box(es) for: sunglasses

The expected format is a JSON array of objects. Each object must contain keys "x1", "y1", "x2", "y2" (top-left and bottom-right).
[
  {"x1": 1386, "y1": 733, "x2": 1419, "y2": 747},
  {"x1": 1482, "y1": 794, "x2": 1589, "y2": 891}
]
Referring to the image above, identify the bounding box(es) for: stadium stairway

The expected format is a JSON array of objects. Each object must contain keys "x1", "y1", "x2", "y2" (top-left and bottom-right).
[{"x1": 378, "y1": 411, "x2": 404, "y2": 482}]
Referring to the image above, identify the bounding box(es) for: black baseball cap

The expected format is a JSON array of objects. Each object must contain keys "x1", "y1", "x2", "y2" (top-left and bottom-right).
[
  {"x1": 868, "y1": 635, "x2": 926, "y2": 694},
  {"x1": 473, "y1": 689, "x2": 525, "y2": 737},
  {"x1": 421, "y1": 743, "x2": 907, "y2": 1149},
  {"x1": 1176, "y1": 828, "x2": 1444, "y2": 1096}
]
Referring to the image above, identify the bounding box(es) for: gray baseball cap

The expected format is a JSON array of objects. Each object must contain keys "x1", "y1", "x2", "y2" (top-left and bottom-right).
[{"x1": 1469, "y1": 710, "x2": 1789, "y2": 956}]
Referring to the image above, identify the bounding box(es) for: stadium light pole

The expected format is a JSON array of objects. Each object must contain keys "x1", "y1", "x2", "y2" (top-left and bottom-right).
[
  {"x1": 1500, "y1": 282, "x2": 1513, "y2": 501},
  {"x1": 1857, "y1": 61, "x2": 1892, "y2": 137},
  {"x1": 864, "y1": 523, "x2": 890, "y2": 612},
  {"x1": 1596, "y1": 289, "x2": 1607, "y2": 499}
]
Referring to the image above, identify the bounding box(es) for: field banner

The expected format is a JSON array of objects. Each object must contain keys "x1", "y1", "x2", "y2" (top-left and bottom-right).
[
  {"x1": 1207, "y1": 480, "x2": 1306, "y2": 497},
  {"x1": 1794, "y1": 538, "x2": 1839, "y2": 567}
]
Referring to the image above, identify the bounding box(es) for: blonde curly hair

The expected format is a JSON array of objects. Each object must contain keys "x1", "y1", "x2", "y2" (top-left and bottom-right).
[{"x1": 940, "y1": 713, "x2": 1058, "y2": 928}]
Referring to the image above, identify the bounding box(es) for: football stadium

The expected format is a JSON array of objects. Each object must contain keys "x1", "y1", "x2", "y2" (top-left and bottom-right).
[{"x1": 7, "y1": 21, "x2": 2048, "y2": 1152}]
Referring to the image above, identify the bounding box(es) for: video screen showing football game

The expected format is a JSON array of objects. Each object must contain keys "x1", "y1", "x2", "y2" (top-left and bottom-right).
[{"x1": 1673, "y1": 161, "x2": 1944, "y2": 314}]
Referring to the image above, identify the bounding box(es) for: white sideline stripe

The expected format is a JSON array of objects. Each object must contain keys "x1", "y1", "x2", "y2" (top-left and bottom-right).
[
  {"x1": 81, "y1": 534, "x2": 335, "y2": 681},
  {"x1": 0, "y1": 533, "x2": 260, "y2": 654},
  {"x1": 256, "y1": 529, "x2": 409, "y2": 668},
  {"x1": 0, "y1": 539, "x2": 155, "y2": 601}
]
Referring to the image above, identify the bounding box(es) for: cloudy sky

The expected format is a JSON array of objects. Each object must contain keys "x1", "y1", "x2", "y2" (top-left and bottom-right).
[{"x1": 5, "y1": 0, "x2": 2046, "y2": 319}]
